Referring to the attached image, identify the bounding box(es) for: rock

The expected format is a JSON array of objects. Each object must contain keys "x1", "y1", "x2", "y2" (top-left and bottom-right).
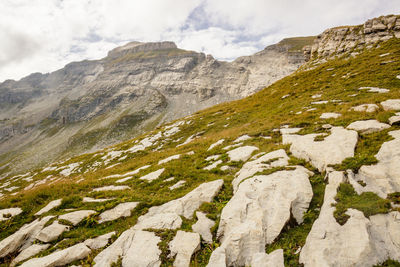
[
  {"x1": 122, "y1": 230, "x2": 161, "y2": 267},
  {"x1": 0, "y1": 207, "x2": 22, "y2": 221},
  {"x1": 351, "y1": 104, "x2": 379, "y2": 113},
  {"x1": 35, "y1": 221, "x2": 70, "y2": 242},
  {"x1": 203, "y1": 160, "x2": 223, "y2": 170},
  {"x1": 11, "y1": 244, "x2": 50, "y2": 267},
  {"x1": 214, "y1": 167, "x2": 313, "y2": 266},
  {"x1": 169, "y1": 180, "x2": 186, "y2": 190},
  {"x1": 92, "y1": 185, "x2": 130, "y2": 192},
  {"x1": 381, "y1": 99, "x2": 400, "y2": 110},
  {"x1": 98, "y1": 202, "x2": 139, "y2": 223},
  {"x1": 140, "y1": 168, "x2": 165, "y2": 182},
  {"x1": 134, "y1": 179, "x2": 223, "y2": 230},
  {"x1": 227, "y1": 146, "x2": 259, "y2": 162},
  {"x1": 159, "y1": 154, "x2": 181, "y2": 165},
  {"x1": 359, "y1": 87, "x2": 390, "y2": 93},
  {"x1": 169, "y1": 231, "x2": 200, "y2": 267},
  {"x1": 35, "y1": 199, "x2": 62, "y2": 216},
  {"x1": 347, "y1": 120, "x2": 390, "y2": 134},
  {"x1": 205, "y1": 155, "x2": 220, "y2": 161},
  {"x1": 84, "y1": 232, "x2": 116, "y2": 250},
  {"x1": 280, "y1": 128, "x2": 302, "y2": 134},
  {"x1": 208, "y1": 139, "x2": 225, "y2": 150},
  {"x1": 164, "y1": 177, "x2": 175, "y2": 182},
  {"x1": 311, "y1": 100, "x2": 329, "y2": 104},
  {"x1": 283, "y1": 127, "x2": 358, "y2": 172},
  {"x1": 251, "y1": 250, "x2": 284, "y2": 267},
  {"x1": 206, "y1": 247, "x2": 226, "y2": 267},
  {"x1": 58, "y1": 210, "x2": 96, "y2": 226},
  {"x1": 220, "y1": 166, "x2": 231, "y2": 171},
  {"x1": 192, "y1": 212, "x2": 215, "y2": 244},
  {"x1": 234, "y1": 135, "x2": 252, "y2": 143},
  {"x1": 389, "y1": 116, "x2": 400, "y2": 125},
  {"x1": 232, "y1": 149, "x2": 289, "y2": 192},
  {"x1": 311, "y1": 94, "x2": 322, "y2": 99},
  {"x1": 320, "y1": 112, "x2": 341, "y2": 119},
  {"x1": 19, "y1": 243, "x2": 91, "y2": 267},
  {"x1": 82, "y1": 197, "x2": 113, "y2": 203},
  {"x1": 0, "y1": 216, "x2": 53, "y2": 258}
]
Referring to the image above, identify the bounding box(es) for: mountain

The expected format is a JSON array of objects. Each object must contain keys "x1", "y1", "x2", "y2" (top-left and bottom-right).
[
  {"x1": 0, "y1": 14, "x2": 400, "y2": 267},
  {"x1": 0, "y1": 37, "x2": 312, "y2": 174}
]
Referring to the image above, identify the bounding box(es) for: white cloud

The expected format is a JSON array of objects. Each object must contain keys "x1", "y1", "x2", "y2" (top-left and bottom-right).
[{"x1": 0, "y1": 0, "x2": 399, "y2": 81}]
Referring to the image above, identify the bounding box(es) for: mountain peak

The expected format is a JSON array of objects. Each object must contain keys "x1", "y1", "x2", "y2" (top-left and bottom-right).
[{"x1": 107, "y1": 41, "x2": 178, "y2": 59}]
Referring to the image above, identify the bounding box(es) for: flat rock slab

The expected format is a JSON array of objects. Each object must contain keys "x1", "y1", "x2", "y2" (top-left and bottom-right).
[
  {"x1": 169, "y1": 231, "x2": 200, "y2": 267},
  {"x1": 283, "y1": 127, "x2": 358, "y2": 172},
  {"x1": 381, "y1": 99, "x2": 400, "y2": 110},
  {"x1": 159, "y1": 154, "x2": 181, "y2": 165},
  {"x1": 251, "y1": 250, "x2": 284, "y2": 267},
  {"x1": 213, "y1": 167, "x2": 313, "y2": 266},
  {"x1": 82, "y1": 197, "x2": 114, "y2": 203},
  {"x1": 280, "y1": 128, "x2": 302, "y2": 135},
  {"x1": 169, "y1": 180, "x2": 186, "y2": 190},
  {"x1": 389, "y1": 116, "x2": 400, "y2": 125},
  {"x1": 134, "y1": 179, "x2": 223, "y2": 230},
  {"x1": 59, "y1": 210, "x2": 96, "y2": 226},
  {"x1": 35, "y1": 199, "x2": 62, "y2": 216},
  {"x1": 84, "y1": 232, "x2": 115, "y2": 250},
  {"x1": 35, "y1": 221, "x2": 69, "y2": 242},
  {"x1": 92, "y1": 185, "x2": 130, "y2": 192},
  {"x1": 351, "y1": 104, "x2": 379, "y2": 113},
  {"x1": 140, "y1": 168, "x2": 165, "y2": 182},
  {"x1": 227, "y1": 146, "x2": 259, "y2": 162},
  {"x1": 320, "y1": 112, "x2": 341, "y2": 119},
  {"x1": 208, "y1": 139, "x2": 225, "y2": 151},
  {"x1": 347, "y1": 120, "x2": 390, "y2": 134},
  {"x1": 20, "y1": 243, "x2": 91, "y2": 267},
  {"x1": 234, "y1": 135, "x2": 252, "y2": 143},
  {"x1": 98, "y1": 202, "x2": 139, "y2": 223},
  {"x1": 207, "y1": 247, "x2": 226, "y2": 267},
  {"x1": 192, "y1": 212, "x2": 214, "y2": 244},
  {"x1": 359, "y1": 87, "x2": 390, "y2": 93},
  {"x1": 203, "y1": 160, "x2": 223, "y2": 170},
  {"x1": 0, "y1": 207, "x2": 22, "y2": 221},
  {"x1": 11, "y1": 244, "x2": 50, "y2": 267}
]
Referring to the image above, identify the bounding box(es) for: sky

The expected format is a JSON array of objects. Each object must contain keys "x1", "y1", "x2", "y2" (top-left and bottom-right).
[{"x1": 0, "y1": 0, "x2": 399, "y2": 82}]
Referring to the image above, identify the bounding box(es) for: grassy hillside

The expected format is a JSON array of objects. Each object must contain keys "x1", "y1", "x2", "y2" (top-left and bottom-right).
[{"x1": 0, "y1": 38, "x2": 399, "y2": 266}]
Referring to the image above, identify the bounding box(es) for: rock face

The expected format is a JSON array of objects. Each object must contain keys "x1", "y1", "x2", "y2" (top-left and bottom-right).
[
  {"x1": 212, "y1": 167, "x2": 313, "y2": 266},
  {"x1": 283, "y1": 127, "x2": 358, "y2": 172},
  {"x1": 169, "y1": 230, "x2": 200, "y2": 267}
]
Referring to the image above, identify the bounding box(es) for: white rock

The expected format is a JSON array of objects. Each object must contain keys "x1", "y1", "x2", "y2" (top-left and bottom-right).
[
  {"x1": 347, "y1": 120, "x2": 390, "y2": 134},
  {"x1": 82, "y1": 197, "x2": 113, "y2": 203},
  {"x1": 214, "y1": 167, "x2": 313, "y2": 266},
  {"x1": 206, "y1": 155, "x2": 220, "y2": 161},
  {"x1": 92, "y1": 185, "x2": 130, "y2": 192},
  {"x1": 311, "y1": 94, "x2": 322, "y2": 99},
  {"x1": 359, "y1": 87, "x2": 390, "y2": 93},
  {"x1": 311, "y1": 100, "x2": 329, "y2": 105},
  {"x1": 140, "y1": 168, "x2": 165, "y2": 182},
  {"x1": 59, "y1": 163, "x2": 80, "y2": 176},
  {"x1": 84, "y1": 232, "x2": 116, "y2": 250},
  {"x1": 35, "y1": 221, "x2": 69, "y2": 242},
  {"x1": 169, "y1": 231, "x2": 200, "y2": 267},
  {"x1": 11, "y1": 244, "x2": 50, "y2": 267},
  {"x1": 159, "y1": 154, "x2": 181, "y2": 165},
  {"x1": 122, "y1": 230, "x2": 161, "y2": 267},
  {"x1": 203, "y1": 160, "x2": 223, "y2": 171},
  {"x1": 234, "y1": 135, "x2": 252, "y2": 143},
  {"x1": 164, "y1": 177, "x2": 175, "y2": 182},
  {"x1": 280, "y1": 128, "x2": 302, "y2": 134},
  {"x1": 192, "y1": 212, "x2": 214, "y2": 244},
  {"x1": 251, "y1": 250, "x2": 284, "y2": 267},
  {"x1": 389, "y1": 116, "x2": 400, "y2": 125},
  {"x1": 208, "y1": 139, "x2": 225, "y2": 151},
  {"x1": 19, "y1": 243, "x2": 91, "y2": 267},
  {"x1": 134, "y1": 179, "x2": 223, "y2": 230},
  {"x1": 98, "y1": 202, "x2": 139, "y2": 223},
  {"x1": 0, "y1": 216, "x2": 53, "y2": 258},
  {"x1": 351, "y1": 104, "x2": 379, "y2": 113},
  {"x1": 35, "y1": 199, "x2": 62, "y2": 216},
  {"x1": 381, "y1": 99, "x2": 400, "y2": 110},
  {"x1": 207, "y1": 247, "x2": 226, "y2": 267},
  {"x1": 282, "y1": 127, "x2": 358, "y2": 172},
  {"x1": 232, "y1": 149, "x2": 289, "y2": 192},
  {"x1": 320, "y1": 112, "x2": 341, "y2": 119},
  {"x1": 59, "y1": 210, "x2": 96, "y2": 226},
  {"x1": 220, "y1": 166, "x2": 231, "y2": 171},
  {"x1": 169, "y1": 180, "x2": 186, "y2": 190},
  {"x1": 227, "y1": 146, "x2": 259, "y2": 162},
  {"x1": 222, "y1": 143, "x2": 243, "y2": 150},
  {"x1": 0, "y1": 207, "x2": 22, "y2": 221}
]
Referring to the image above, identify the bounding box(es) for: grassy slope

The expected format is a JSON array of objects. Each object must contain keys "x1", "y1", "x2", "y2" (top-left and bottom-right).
[{"x1": 0, "y1": 38, "x2": 399, "y2": 266}]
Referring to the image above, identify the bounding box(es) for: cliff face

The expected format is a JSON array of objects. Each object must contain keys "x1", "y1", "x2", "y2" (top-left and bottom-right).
[{"x1": 0, "y1": 39, "x2": 307, "y2": 172}]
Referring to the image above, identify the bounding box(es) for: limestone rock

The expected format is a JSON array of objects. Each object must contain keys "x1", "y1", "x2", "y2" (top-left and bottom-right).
[
  {"x1": 214, "y1": 167, "x2": 313, "y2": 266},
  {"x1": 169, "y1": 180, "x2": 186, "y2": 190},
  {"x1": 192, "y1": 212, "x2": 215, "y2": 244},
  {"x1": 159, "y1": 154, "x2": 181, "y2": 165},
  {"x1": 351, "y1": 104, "x2": 379, "y2": 113},
  {"x1": 320, "y1": 112, "x2": 341, "y2": 119},
  {"x1": 381, "y1": 99, "x2": 400, "y2": 110},
  {"x1": 92, "y1": 185, "x2": 130, "y2": 192},
  {"x1": 11, "y1": 244, "x2": 50, "y2": 267},
  {"x1": 35, "y1": 199, "x2": 62, "y2": 216},
  {"x1": 134, "y1": 179, "x2": 223, "y2": 230},
  {"x1": 232, "y1": 149, "x2": 289, "y2": 192},
  {"x1": 122, "y1": 230, "x2": 161, "y2": 267},
  {"x1": 0, "y1": 207, "x2": 22, "y2": 221},
  {"x1": 35, "y1": 221, "x2": 70, "y2": 242},
  {"x1": 98, "y1": 202, "x2": 139, "y2": 223},
  {"x1": 280, "y1": 127, "x2": 302, "y2": 134},
  {"x1": 227, "y1": 146, "x2": 259, "y2": 162},
  {"x1": 251, "y1": 250, "x2": 284, "y2": 267},
  {"x1": 19, "y1": 243, "x2": 91, "y2": 267},
  {"x1": 205, "y1": 155, "x2": 220, "y2": 161},
  {"x1": 58, "y1": 210, "x2": 96, "y2": 226},
  {"x1": 208, "y1": 139, "x2": 225, "y2": 151},
  {"x1": 203, "y1": 160, "x2": 223, "y2": 170},
  {"x1": 347, "y1": 119, "x2": 390, "y2": 134},
  {"x1": 234, "y1": 135, "x2": 252, "y2": 143},
  {"x1": 283, "y1": 127, "x2": 358, "y2": 172},
  {"x1": 206, "y1": 247, "x2": 226, "y2": 267},
  {"x1": 389, "y1": 115, "x2": 400, "y2": 125},
  {"x1": 82, "y1": 197, "x2": 113, "y2": 203},
  {"x1": 140, "y1": 168, "x2": 165, "y2": 182},
  {"x1": 84, "y1": 232, "x2": 116, "y2": 250},
  {"x1": 359, "y1": 87, "x2": 390, "y2": 93},
  {"x1": 169, "y1": 231, "x2": 200, "y2": 267}
]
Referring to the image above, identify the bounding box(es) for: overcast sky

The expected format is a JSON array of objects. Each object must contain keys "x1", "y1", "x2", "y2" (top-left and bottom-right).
[{"x1": 0, "y1": 0, "x2": 398, "y2": 82}]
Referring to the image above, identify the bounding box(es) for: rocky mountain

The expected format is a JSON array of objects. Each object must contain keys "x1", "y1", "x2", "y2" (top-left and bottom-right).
[
  {"x1": 0, "y1": 37, "x2": 311, "y2": 173},
  {"x1": 0, "y1": 14, "x2": 400, "y2": 267}
]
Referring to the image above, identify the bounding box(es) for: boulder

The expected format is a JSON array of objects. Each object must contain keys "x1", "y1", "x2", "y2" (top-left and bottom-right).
[
  {"x1": 98, "y1": 202, "x2": 139, "y2": 223},
  {"x1": 347, "y1": 120, "x2": 390, "y2": 134},
  {"x1": 351, "y1": 104, "x2": 379, "y2": 113},
  {"x1": 381, "y1": 99, "x2": 400, "y2": 110},
  {"x1": 251, "y1": 250, "x2": 284, "y2": 267},
  {"x1": 227, "y1": 146, "x2": 259, "y2": 162},
  {"x1": 19, "y1": 243, "x2": 91, "y2": 267},
  {"x1": 58, "y1": 210, "x2": 96, "y2": 226},
  {"x1": 11, "y1": 244, "x2": 50, "y2": 267},
  {"x1": 35, "y1": 199, "x2": 62, "y2": 216},
  {"x1": 192, "y1": 212, "x2": 215, "y2": 244},
  {"x1": 213, "y1": 167, "x2": 313, "y2": 266},
  {"x1": 320, "y1": 112, "x2": 341, "y2": 119},
  {"x1": 35, "y1": 221, "x2": 70, "y2": 242},
  {"x1": 140, "y1": 168, "x2": 165, "y2": 182},
  {"x1": 169, "y1": 231, "x2": 200, "y2": 267},
  {"x1": 0, "y1": 207, "x2": 23, "y2": 221},
  {"x1": 283, "y1": 127, "x2": 358, "y2": 172},
  {"x1": 84, "y1": 232, "x2": 116, "y2": 250}
]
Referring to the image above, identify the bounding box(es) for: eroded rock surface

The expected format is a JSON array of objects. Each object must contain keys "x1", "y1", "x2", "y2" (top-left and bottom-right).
[
  {"x1": 169, "y1": 231, "x2": 200, "y2": 267},
  {"x1": 35, "y1": 199, "x2": 62, "y2": 216},
  {"x1": 192, "y1": 212, "x2": 215, "y2": 244},
  {"x1": 227, "y1": 146, "x2": 259, "y2": 162},
  {"x1": 251, "y1": 249, "x2": 284, "y2": 267},
  {"x1": 58, "y1": 210, "x2": 96, "y2": 226},
  {"x1": 347, "y1": 119, "x2": 390, "y2": 134},
  {"x1": 98, "y1": 202, "x2": 139, "y2": 223}
]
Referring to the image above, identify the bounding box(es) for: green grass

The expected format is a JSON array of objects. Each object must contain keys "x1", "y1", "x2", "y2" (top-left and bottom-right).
[{"x1": 278, "y1": 36, "x2": 316, "y2": 52}]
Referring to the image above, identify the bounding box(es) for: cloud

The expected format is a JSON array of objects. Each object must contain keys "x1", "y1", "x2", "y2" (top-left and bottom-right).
[{"x1": 0, "y1": 0, "x2": 399, "y2": 81}]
